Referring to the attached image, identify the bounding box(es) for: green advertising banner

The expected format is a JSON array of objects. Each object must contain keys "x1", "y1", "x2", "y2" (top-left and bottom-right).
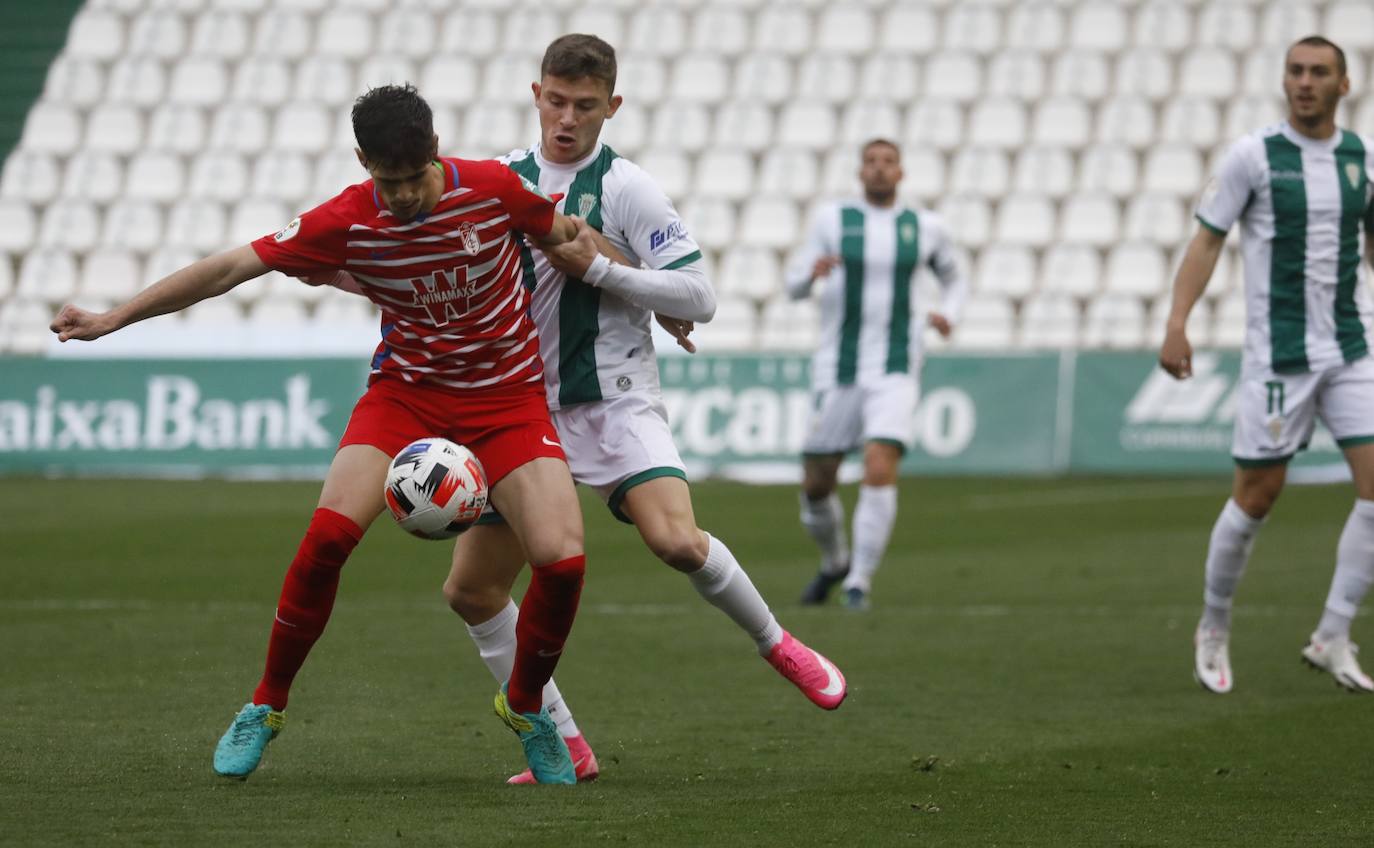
[
  {"x1": 1, "y1": 352, "x2": 1350, "y2": 479},
  {"x1": 1069, "y1": 351, "x2": 1346, "y2": 474}
]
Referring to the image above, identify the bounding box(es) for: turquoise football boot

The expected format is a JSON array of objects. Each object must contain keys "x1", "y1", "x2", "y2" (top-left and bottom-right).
[
  {"x1": 213, "y1": 703, "x2": 285, "y2": 779},
  {"x1": 493, "y1": 683, "x2": 575, "y2": 785}
]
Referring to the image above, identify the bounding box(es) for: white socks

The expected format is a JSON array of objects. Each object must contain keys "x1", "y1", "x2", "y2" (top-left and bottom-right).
[
  {"x1": 465, "y1": 600, "x2": 579, "y2": 739},
  {"x1": 1317, "y1": 499, "x2": 1374, "y2": 641},
  {"x1": 799, "y1": 492, "x2": 849, "y2": 576},
  {"x1": 845, "y1": 484, "x2": 898, "y2": 593},
  {"x1": 688, "y1": 534, "x2": 784, "y2": 655},
  {"x1": 1200, "y1": 498, "x2": 1264, "y2": 632}
]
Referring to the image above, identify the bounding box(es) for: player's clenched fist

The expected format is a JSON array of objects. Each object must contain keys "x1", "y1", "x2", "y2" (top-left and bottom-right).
[{"x1": 50, "y1": 304, "x2": 114, "y2": 343}]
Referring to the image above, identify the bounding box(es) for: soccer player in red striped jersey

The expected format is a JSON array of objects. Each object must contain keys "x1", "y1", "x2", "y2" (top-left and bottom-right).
[{"x1": 50, "y1": 84, "x2": 590, "y2": 784}]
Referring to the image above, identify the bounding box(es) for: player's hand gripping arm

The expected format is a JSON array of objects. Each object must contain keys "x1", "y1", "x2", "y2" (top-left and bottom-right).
[
  {"x1": 1159, "y1": 226, "x2": 1226, "y2": 379},
  {"x1": 51, "y1": 245, "x2": 269, "y2": 342},
  {"x1": 528, "y1": 211, "x2": 581, "y2": 248},
  {"x1": 785, "y1": 206, "x2": 839, "y2": 300}
]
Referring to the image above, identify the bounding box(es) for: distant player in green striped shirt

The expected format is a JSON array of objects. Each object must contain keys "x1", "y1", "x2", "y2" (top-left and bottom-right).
[
  {"x1": 786, "y1": 139, "x2": 967, "y2": 611},
  {"x1": 1160, "y1": 36, "x2": 1374, "y2": 694}
]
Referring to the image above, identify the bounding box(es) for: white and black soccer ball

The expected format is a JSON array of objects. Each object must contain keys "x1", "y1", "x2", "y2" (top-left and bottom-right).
[{"x1": 383, "y1": 438, "x2": 488, "y2": 540}]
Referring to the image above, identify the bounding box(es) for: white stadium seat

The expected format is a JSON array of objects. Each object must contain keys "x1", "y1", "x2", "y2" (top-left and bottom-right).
[
  {"x1": 1213, "y1": 293, "x2": 1247, "y2": 347},
  {"x1": 61, "y1": 153, "x2": 123, "y2": 204},
  {"x1": 1105, "y1": 242, "x2": 1168, "y2": 297},
  {"x1": 905, "y1": 100, "x2": 964, "y2": 152},
  {"x1": 1020, "y1": 294, "x2": 1081, "y2": 348},
  {"x1": 232, "y1": 57, "x2": 294, "y2": 107},
  {"x1": 1051, "y1": 51, "x2": 1110, "y2": 102},
  {"x1": 189, "y1": 155, "x2": 249, "y2": 202},
  {"x1": 422, "y1": 57, "x2": 480, "y2": 106},
  {"x1": 1083, "y1": 294, "x2": 1147, "y2": 348},
  {"x1": 0, "y1": 201, "x2": 38, "y2": 254},
  {"x1": 43, "y1": 58, "x2": 104, "y2": 108},
  {"x1": 252, "y1": 11, "x2": 314, "y2": 59},
  {"x1": 1179, "y1": 49, "x2": 1238, "y2": 100},
  {"x1": 125, "y1": 11, "x2": 186, "y2": 59},
  {"x1": 838, "y1": 102, "x2": 901, "y2": 146},
  {"x1": 377, "y1": 10, "x2": 438, "y2": 58},
  {"x1": 146, "y1": 105, "x2": 207, "y2": 155},
  {"x1": 21, "y1": 102, "x2": 82, "y2": 156},
  {"x1": 1005, "y1": 4, "x2": 1064, "y2": 52},
  {"x1": 250, "y1": 152, "x2": 313, "y2": 205},
  {"x1": 1097, "y1": 97, "x2": 1157, "y2": 149},
  {"x1": 1031, "y1": 98, "x2": 1091, "y2": 148},
  {"x1": 758, "y1": 149, "x2": 818, "y2": 200},
  {"x1": 924, "y1": 52, "x2": 983, "y2": 103},
  {"x1": 753, "y1": 5, "x2": 812, "y2": 56},
  {"x1": 935, "y1": 196, "x2": 992, "y2": 248},
  {"x1": 190, "y1": 11, "x2": 250, "y2": 58},
  {"x1": 692, "y1": 294, "x2": 756, "y2": 351},
  {"x1": 79, "y1": 249, "x2": 143, "y2": 302},
  {"x1": 1071, "y1": 4, "x2": 1128, "y2": 51},
  {"x1": 670, "y1": 55, "x2": 731, "y2": 104},
  {"x1": 272, "y1": 103, "x2": 332, "y2": 154},
  {"x1": 952, "y1": 296, "x2": 1015, "y2": 350},
  {"x1": 438, "y1": 11, "x2": 498, "y2": 58},
  {"x1": 39, "y1": 200, "x2": 101, "y2": 252},
  {"x1": 1060, "y1": 194, "x2": 1120, "y2": 246},
  {"x1": 101, "y1": 200, "x2": 164, "y2": 253},
  {"x1": 1133, "y1": 2, "x2": 1192, "y2": 51},
  {"x1": 460, "y1": 104, "x2": 523, "y2": 157},
  {"x1": 901, "y1": 148, "x2": 947, "y2": 202},
  {"x1": 718, "y1": 246, "x2": 782, "y2": 303},
  {"x1": 249, "y1": 298, "x2": 311, "y2": 325},
  {"x1": 209, "y1": 104, "x2": 270, "y2": 155},
  {"x1": 228, "y1": 199, "x2": 289, "y2": 246},
  {"x1": 601, "y1": 102, "x2": 647, "y2": 156},
  {"x1": 1115, "y1": 49, "x2": 1173, "y2": 102},
  {"x1": 1355, "y1": 98, "x2": 1374, "y2": 137},
  {"x1": 943, "y1": 6, "x2": 1002, "y2": 55},
  {"x1": 817, "y1": 6, "x2": 875, "y2": 54},
  {"x1": 857, "y1": 55, "x2": 920, "y2": 104},
  {"x1": 1160, "y1": 98, "x2": 1221, "y2": 149},
  {"x1": 1009, "y1": 148, "x2": 1072, "y2": 200},
  {"x1": 819, "y1": 148, "x2": 861, "y2": 195},
  {"x1": 617, "y1": 56, "x2": 665, "y2": 104},
  {"x1": 165, "y1": 200, "x2": 227, "y2": 252},
  {"x1": 1197, "y1": 4, "x2": 1256, "y2": 50},
  {"x1": 987, "y1": 52, "x2": 1046, "y2": 101},
  {"x1": 294, "y1": 57, "x2": 355, "y2": 107},
  {"x1": 649, "y1": 103, "x2": 712, "y2": 153},
  {"x1": 679, "y1": 198, "x2": 736, "y2": 253},
  {"x1": 635, "y1": 151, "x2": 691, "y2": 201},
  {"x1": 967, "y1": 100, "x2": 1026, "y2": 150},
  {"x1": 66, "y1": 9, "x2": 125, "y2": 61},
  {"x1": 17, "y1": 249, "x2": 78, "y2": 305},
  {"x1": 629, "y1": 7, "x2": 686, "y2": 56},
  {"x1": 776, "y1": 104, "x2": 837, "y2": 151},
  {"x1": 995, "y1": 194, "x2": 1055, "y2": 248},
  {"x1": 1142, "y1": 145, "x2": 1204, "y2": 196},
  {"x1": 733, "y1": 54, "x2": 793, "y2": 105},
  {"x1": 1325, "y1": 2, "x2": 1374, "y2": 49},
  {"x1": 0, "y1": 153, "x2": 60, "y2": 203},
  {"x1": 1040, "y1": 244, "x2": 1102, "y2": 298},
  {"x1": 1124, "y1": 195, "x2": 1188, "y2": 246},
  {"x1": 696, "y1": 150, "x2": 754, "y2": 201},
  {"x1": 0, "y1": 257, "x2": 13, "y2": 299},
  {"x1": 481, "y1": 56, "x2": 539, "y2": 105},
  {"x1": 950, "y1": 149, "x2": 1010, "y2": 198},
  {"x1": 85, "y1": 105, "x2": 143, "y2": 155},
  {"x1": 690, "y1": 7, "x2": 750, "y2": 57},
  {"x1": 795, "y1": 56, "x2": 857, "y2": 104},
  {"x1": 316, "y1": 10, "x2": 374, "y2": 59},
  {"x1": 1078, "y1": 146, "x2": 1139, "y2": 199},
  {"x1": 739, "y1": 197, "x2": 799, "y2": 248},
  {"x1": 357, "y1": 57, "x2": 418, "y2": 93},
  {"x1": 878, "y1": 6, "x2": 938, "y2": 54},
  {"x1": 759, "y1": 298, "x2": 820, "y2": 350},
  {"x1": 567, "y1": 7, "x2": 625, "y2": 50},
  {"x1": 104, "y1": 57, "x2": 166, "y2": 107},
  {"x1": 0, "y1": 299, "x2": 58, "y2": 354},
  {"x1": 974, "y1": 244, "x2": 1037, "y2": 298},
  {"x1": 1260, "y1": 2, "x2": 1319, "y2": 47},
  {"x1": 713, "y1": 102, "x2": 774, "y2": 153},
  {"x1": 125, "y1": 152, "x2": 185, "y2": 203}
]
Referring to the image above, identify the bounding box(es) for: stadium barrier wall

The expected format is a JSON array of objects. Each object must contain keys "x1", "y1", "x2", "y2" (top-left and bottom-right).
[{"x1": 0, "y1": 352, "x2": 1348, "y2": 480}]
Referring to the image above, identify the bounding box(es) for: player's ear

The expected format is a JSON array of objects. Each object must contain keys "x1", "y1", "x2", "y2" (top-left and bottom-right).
[
  {"x1": 354, "y1": 147, "x2": 367, "y2": 170},
  {"x1": 531, "y1": 82, "x2": 542, "y2": 104},
  {"x1": 429, "y1": 133, "x2": 439, "y2": 160},
  {"x1": 606, "y1": 94, "x2": 623, "y2": 118}
]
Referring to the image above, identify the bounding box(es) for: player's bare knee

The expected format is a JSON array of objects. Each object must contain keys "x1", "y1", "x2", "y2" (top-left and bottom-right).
[
  {"x1": 646, "y1": 525, "x2": 708, "y2": 572},
  {"x1": 444, "y1": 577, "x2": 506, "y2": 624},
  {"x1": 1232, "y1": 467, "x2": 1285, "y2": 519}
]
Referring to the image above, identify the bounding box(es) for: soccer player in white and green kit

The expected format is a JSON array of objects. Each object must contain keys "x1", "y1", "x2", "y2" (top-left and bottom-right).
[
  {"x1": 443, "y1": 35, "x2": 848, "y2": 783},
  {"x1": 786, "y1": 140, "x2": 967, "y2": 610},
  {"x1": 1160, "y1": 36, "x2": 1374, "y2": 694}
]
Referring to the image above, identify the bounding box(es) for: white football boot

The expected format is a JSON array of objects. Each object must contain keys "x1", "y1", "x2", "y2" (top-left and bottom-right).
[
  {"x1": 1194, "y1": 627, "x2": 1233, "y2": 694},
  {"x1": 1301, "y1": 633, "x2": 1374, "y2": 693}
]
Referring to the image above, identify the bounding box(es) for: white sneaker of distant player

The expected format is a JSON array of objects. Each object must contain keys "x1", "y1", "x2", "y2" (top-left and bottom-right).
[
  {"x1": 1194, "y1": 627, "x2": 1233, "y2": 694},
  {"x1": 1301, "y1": 633, "x2": 1374, "y2": 693}
]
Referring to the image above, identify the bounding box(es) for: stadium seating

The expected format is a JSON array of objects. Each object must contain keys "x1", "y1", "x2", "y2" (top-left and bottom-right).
[{"x1": 4, "y1": 0, "x2": 1372, "y2": 355}]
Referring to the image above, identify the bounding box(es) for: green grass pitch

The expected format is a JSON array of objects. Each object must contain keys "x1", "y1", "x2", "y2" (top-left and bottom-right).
[{"x1": 3, "y1": 475, "x2": 1372, "y2": 846}]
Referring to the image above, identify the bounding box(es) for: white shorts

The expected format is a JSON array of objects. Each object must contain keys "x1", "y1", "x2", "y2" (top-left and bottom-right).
[
  {"x1": 479, "y1": 390, "x2": 686, "y2": 525},
  {"x1": 802, "y1": 373, "x2": 919, "y2": 456},
  {"x1": 1232, "y1": 355, "x2": 1374, "y2": 466}
]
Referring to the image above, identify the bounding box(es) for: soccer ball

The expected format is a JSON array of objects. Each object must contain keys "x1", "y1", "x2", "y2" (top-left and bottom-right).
[{"x1": 383, "y1": 438, "x2": 489, "y2": 540}]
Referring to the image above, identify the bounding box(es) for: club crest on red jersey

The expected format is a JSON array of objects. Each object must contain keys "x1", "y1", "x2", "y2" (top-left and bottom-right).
[{"x1": 458, "y1": 221, "x2": 482, "y2": 255}]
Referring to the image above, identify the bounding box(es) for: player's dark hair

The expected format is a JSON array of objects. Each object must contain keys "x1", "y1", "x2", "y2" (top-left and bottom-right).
[
  {"x1": 541, "y1": 34, "x2": 617, "y2": 94},
  {"x1": 861, "y1": 138, "x2": 901, "y2": 161},
  {"x1": 1289, "y1": 35, "x2": 1347, "y2": 76},
  {"x1": 352, "y1": 84, "x2": 435, "y2": 170}
]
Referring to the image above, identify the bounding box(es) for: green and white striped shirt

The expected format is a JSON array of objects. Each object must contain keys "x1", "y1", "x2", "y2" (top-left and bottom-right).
[
  {"x1": 502, "y1": 142, "x2": 703, "y2": 410},
  {"x1": 1197, "y1": 122, "x2": 1374, "y2": 374},
  {"x1": 786, "y1": 200, "x2": 966, "y2": 391}
]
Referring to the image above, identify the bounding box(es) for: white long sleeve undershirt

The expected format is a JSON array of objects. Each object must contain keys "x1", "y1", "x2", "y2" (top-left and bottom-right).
[{"x1": 582, "y1": 254, "x2": 717, "y2": 323}]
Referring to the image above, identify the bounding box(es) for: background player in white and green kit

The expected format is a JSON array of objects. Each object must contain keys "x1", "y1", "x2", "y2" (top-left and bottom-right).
[
  {"x1": 1160, "y1": 36, "x2": 1374, "y2": 694},
  {"x1": 786, "y1": 140, "x2": 967, "y2": 611},
  {"x1": 442, "y1": 35, "x2": 848, "y2": 784}
]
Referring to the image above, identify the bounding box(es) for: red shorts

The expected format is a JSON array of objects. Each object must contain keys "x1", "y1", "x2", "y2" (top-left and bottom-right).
[{"x1": 339, "y1": 376, "x2": 565, "y2": 485}]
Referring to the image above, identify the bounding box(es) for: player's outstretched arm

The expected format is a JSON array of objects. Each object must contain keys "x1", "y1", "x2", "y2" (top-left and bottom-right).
[
  {"x1": 528, "y1": 212, "x2": 580, "y2": 248},
  {"x1": 1159, "y1": 226, "x2": 1225, "y2": 379},
  {"x1": 51, "y1": 245, "x2": 270, "y2": 342}
]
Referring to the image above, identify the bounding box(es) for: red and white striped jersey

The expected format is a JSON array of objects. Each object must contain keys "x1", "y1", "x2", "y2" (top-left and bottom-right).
[{"x1": 251, "y1": 158, "x2": 556, "y2": 392}]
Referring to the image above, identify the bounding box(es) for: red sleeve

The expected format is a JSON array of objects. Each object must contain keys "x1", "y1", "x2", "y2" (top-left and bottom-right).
[
  {"x1": 249, "y1": 189, "x2": 359, "y2": 276},
  {"x1": 491, "y1": 163, "x2": 557, "y2": 238}
]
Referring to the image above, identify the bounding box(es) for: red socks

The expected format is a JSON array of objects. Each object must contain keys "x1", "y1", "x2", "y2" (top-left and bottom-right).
[
  {"x1": 506, "y1": 554, "x2": 585, "y2": 714},
  {"x1": 252, "y1": 508, "x2": 363, "y2": 710}
]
